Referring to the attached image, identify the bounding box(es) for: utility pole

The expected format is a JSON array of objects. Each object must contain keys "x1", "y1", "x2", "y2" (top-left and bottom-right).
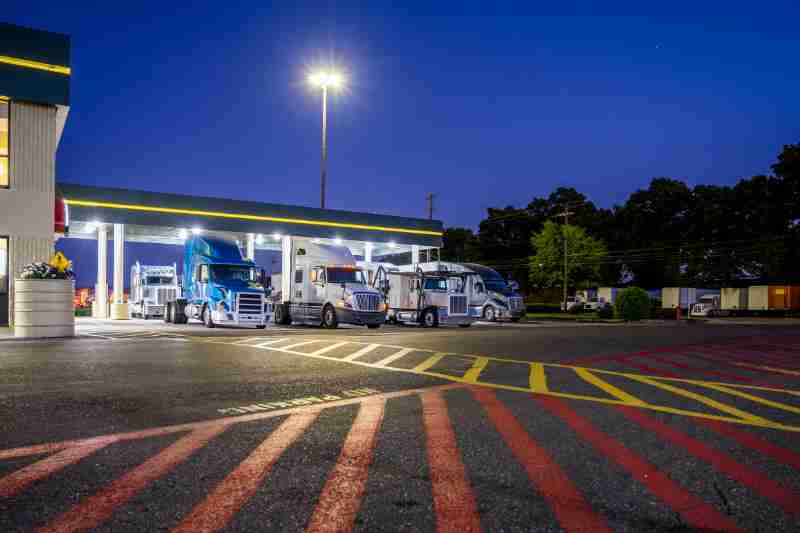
[
  {"x1": 320, "y1": 86, "x2": 328, "y2": 209},
  {"x1": 426, "y1": 193, "x2": 436, "y2": 220},
  {"x1": 555, "y1": 205, "x2": 574, "y2": 311}
]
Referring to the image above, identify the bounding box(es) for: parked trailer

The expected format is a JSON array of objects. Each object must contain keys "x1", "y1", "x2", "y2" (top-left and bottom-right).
[
  {"x1": 748, "y1": 285, "x2": 800, "y2": 312},
  {"x1": 597, "y1": 287, "x2": 618, "y2": 305},
  {"x1": 721, "y1": 288, "x2": 748, "y2": 314},
  {"x1": 374, "y1": 268, "x2": 477, "y2": 327},
  {"x1": 662, "y1": 287, "x2": 697, "y2": 310}
]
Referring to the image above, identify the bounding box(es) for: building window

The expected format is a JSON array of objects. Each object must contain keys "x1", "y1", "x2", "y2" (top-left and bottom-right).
[
  {"x1": 0, "y1": 237, "x2": 7, "y2": 294},
  {"x1": 0, "y1": 102, "x2": 8, "y2": 187}
]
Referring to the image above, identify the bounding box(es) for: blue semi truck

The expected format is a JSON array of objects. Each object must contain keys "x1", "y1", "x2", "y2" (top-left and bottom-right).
[{"x1": 164, "y1": 235, "x2": 270, "y2": 328}]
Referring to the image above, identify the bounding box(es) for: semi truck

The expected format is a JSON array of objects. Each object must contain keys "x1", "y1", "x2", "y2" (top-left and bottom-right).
[
  {"x1": 373, "y1": 267, "x2": 476, "y2": 327},
  {"x1": 129, "y1": 262, "x2": 179, "y2": 319},
  {"x1": 164, "y1": 234, "x2": 270, "y2": 328},
  {"x1": 404, "y1": 261, "x2": 525, "y2": 322},
  {"x1": 272, "y1": 240, "x2": 385, "y2": 329}
]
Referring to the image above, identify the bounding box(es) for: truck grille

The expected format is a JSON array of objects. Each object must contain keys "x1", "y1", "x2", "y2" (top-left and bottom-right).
[
  {"x1": 237, "y1": 293, "x2": 264, "y2": 314},
  {"x1": 449, "y1": 294, "x2": 468, "y2": 315},
  {"x1": 155, "y1": 288, "x2": 177, "y2": 305},
  {"x1": 355, "y1": 293, "x2": 380, "y2": 312},
  {"x1": 509, "y1": 297, "x2": 524, "y2": 311}
]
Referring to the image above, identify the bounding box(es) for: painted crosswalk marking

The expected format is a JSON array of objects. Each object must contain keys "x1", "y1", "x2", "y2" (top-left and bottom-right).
[{"x1": 216, "y1": 337, "x2": 800, "y2": 432}]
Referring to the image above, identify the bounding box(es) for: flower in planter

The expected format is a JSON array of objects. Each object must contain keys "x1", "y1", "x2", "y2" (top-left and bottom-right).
[{"x1": 20, "y1": 253, "x2": 75, "y2": 280}]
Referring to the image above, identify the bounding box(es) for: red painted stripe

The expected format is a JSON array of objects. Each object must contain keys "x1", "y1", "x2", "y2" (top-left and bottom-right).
[
  {"x1": 472, "y1": 388, "x2": 611, "y2": 533},
  {"x1": 624, "y1": 361, "x2": 682, "y2": 379},
  {"x1": 421, "y1": 390, "x2": 481, "y2": 533},
  {"x1": 699, "y1": 419, "x2": 800, "y2": 471},
  {"x1": 701, "y1": 346, "x2": 794, "y2": 367},
  {"x1": 0, "y1": 438, "x2": 114, "y2": 498},
  {"x1": 306, "y1": 399, "x2": 386, "y2": 533},
  {"x1": 172, "y1": 413, "x2": 318, "y2": 533},
  {"x1": 640, "y1": 353, "x2": 753, "y2": 382},
  {"x1": 617, "y1": 406, "x2": 800, "y2": 516},
  {"x1": 694, "y1": 348, "x2": 790, "y2": 372},
  {"x1": 37, "y1": 424, "x2": 227, "y2": 533},
  {"x1": 537, "y1": 397, "x2": 744, "y2": 532}
]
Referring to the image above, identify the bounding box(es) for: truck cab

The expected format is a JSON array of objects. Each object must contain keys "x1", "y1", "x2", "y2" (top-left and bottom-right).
[
  {"x1": 375, "y1": 268, "x2": 475, "y2": 327},
  {"x1": 130, "y1": 262, "x2": 179, "y2": 319},
  {"x1": 165, "y1": 235, "x2": 269, "y2": 328},
  {"x1": 408, "y1": 261, "x2": 525, "y2": 322},
  {"x1": 273, "y1": 241, "x2": 385, "y2": 329}
]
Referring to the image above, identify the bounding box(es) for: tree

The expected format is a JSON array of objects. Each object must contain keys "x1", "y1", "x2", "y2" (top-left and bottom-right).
[
  {"x1": 440, "y1": 228, "x2": 479, "y2": 262},
  {"x1": 529, "y1": 221, "x2": 607, "y2": 290}
]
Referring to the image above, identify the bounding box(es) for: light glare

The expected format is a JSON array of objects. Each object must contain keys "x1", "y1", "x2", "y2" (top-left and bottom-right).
[
  {"x1": 191, "y1": 227, "x2": 202, "y2": 235},
  {"x1": 308, "y1": 70, "x2": 345, "y2": 90}
]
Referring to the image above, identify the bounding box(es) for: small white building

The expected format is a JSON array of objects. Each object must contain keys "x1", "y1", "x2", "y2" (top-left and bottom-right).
[{"x1": 0, "y1": 23, "x2": 70, "y2": 327}]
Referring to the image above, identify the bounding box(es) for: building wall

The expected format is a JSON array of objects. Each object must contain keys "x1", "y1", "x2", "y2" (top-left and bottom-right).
[{"x1": 0, "y1": 101, "x2": 57, "y2": 325}]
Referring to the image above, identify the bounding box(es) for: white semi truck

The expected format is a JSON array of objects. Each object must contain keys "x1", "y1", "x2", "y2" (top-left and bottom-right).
[
  {"x1": 130, "y1": 262, "x2": 180, "y2": 319},
  {"x1": 272, "y1": 240, "x2": 386, "y2": 329},
  {"x1": 404, "y1": 261, "x2": 525, "y2": 322},
  {"x1": 374, "y1": 267, "x2": 476, "y2": 327}
]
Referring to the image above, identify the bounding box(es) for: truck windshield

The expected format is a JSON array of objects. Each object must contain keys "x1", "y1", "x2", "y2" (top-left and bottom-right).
[
  {"x1": 146, "y1": 276, "x2": 173, "y2": 285},
  {"x1": 210, "y1": 265, "x2": 255, "y2": 283},
  {"x1": 423, "y1": 278, "x2": 448, "y2": 291},
  {"x1": 483, "y1": 278, "x2": 509, "y2": 292},
  {"x1": 327, "y1": 268, "x2": 365, "y2": 284}
]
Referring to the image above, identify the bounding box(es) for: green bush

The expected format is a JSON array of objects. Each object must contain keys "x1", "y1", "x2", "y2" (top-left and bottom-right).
[{"x1": 614, "y1": 287, "x2": 651, "y2": 321}]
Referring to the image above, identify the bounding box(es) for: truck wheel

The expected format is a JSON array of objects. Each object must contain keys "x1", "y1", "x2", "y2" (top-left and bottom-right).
[
  {"x1": 175, "y1": 302, "x2": 188, "y2": 324},
  {"x1": 164, "y1": 303, "x2": 173, "y2": 323},
  {"x1": 483, "y1": 306, "x2": 496, "y2": 322},
  {"x1": 367, "y1": 324, "x2": 380, "y2": 329},
  {"x1": 322, "y1": 305, "x2": 339, "y2": 329},
  {"x1": 458, "y1": 323, "x2": 472, "y2": 328},
  {"x1": 256, "y1": 325, "x2": 266, "y2": 329},
  {"x1": 275, "y1": 304, "x2": 291, "y2": 325},
  {"x1": 203, "y1": 306, "x2": 216, "y2": 328},
  {"x1": 422, "y1": 308, "x2": 439, "y2": 328},
  {"x1": 510, "y1": 317, "x2": 521, "y2": 323}
]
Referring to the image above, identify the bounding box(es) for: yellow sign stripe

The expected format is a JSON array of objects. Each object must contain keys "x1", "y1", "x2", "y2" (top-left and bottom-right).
[
  {"x1": 627, "y1": 374, "x2": 769, "y2": 423},
  {"x1": 413, "y1": 353, "x2": 445, "y2": 373},
  {"x1": 574, "y1": 367, "x2": 645, "y2": 405},
  {"x1": 0, "y1": 95, "x2": 9, "y2": 102},
  {"x1": 64, "y1": 199, "x2": 443, "y2": 237},
  {"x1": 462, "y1": 357, "x2": 489, "y2": 383},
  {"x1": 698, "y1": 382, "x2": 800, "y2": 415},
  {"x1": 0, "y1": 55, "x2": 70, "y2": 76},
  {"x1": 529, "y1": 363, "x2": 548, "y2": 393}
]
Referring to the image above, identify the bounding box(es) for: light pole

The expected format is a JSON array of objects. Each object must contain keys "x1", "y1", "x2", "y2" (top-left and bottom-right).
[{"x1": 308, "y1": 70, "x2": 344, "y2": 209}]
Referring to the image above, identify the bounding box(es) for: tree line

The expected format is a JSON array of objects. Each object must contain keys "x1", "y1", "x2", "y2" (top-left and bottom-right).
[{"x1": 441, "y1": 143, "x2": 800, "y2": 294}]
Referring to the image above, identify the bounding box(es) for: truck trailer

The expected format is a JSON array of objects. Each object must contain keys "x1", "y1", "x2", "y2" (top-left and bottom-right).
[
  {"x1": 272, "y1": 240, "x2": 385, "y2": 329},
  {"x1": 164, "y1": 234, "x2": 270, "y2": 328},
  {"x1": 130, "y1": 262, "x2": 179, "y2": 319},
  {"x1": 748, "y1": 285, "x2": 800, "y2": 312},
  {"x1": 374, "y1": 267, "x2": 476, "y2": 327}
]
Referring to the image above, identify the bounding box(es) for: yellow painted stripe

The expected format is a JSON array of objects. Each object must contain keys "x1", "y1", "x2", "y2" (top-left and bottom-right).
[
  {"x1": 626, "y1": 374, "x2": 769, "y2": 423},
  {"x1": 698, "y1": 382, "x2": 800, "y2": 415},
  {"x1": 0, "y1": 55, "x2": 70, "y2": 75},
  {"x1": 0, "y1": 95, "x2": 9, "y2": 102},
  {"x1": 64, "y1": 199, "x2": 443, "y2": 237},
  {"x1": 574, "y1": 367, "x2": 645, "y2": 405},
  {"x1": 529, "y1": 363, "x2": 548, "y2": 393},
  {"x1": 462, "y1": 357, "x2": 489, "y2": 383},
  {"x1": 728, "y1": 361, "x2": 800, "y2": 377},
  {"x1": 413, "y1": 353, "x2": 445, "y2": 373}
]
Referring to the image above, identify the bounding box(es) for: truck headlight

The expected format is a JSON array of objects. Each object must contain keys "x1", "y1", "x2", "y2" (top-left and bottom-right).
[
  {"x1": 336, "y1": 299, "x2": 352, "y2": 309},
  {"x1": 378, "y1": 303, "x2": 387, "y2": 312}
]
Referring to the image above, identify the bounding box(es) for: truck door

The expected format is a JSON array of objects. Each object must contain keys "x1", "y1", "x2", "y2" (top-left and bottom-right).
[
  {"x1": 293, "y1": 268, "x2": 305, "y2": 319},
  {"x1": 310, "y1": 267, "x2": 325, "y2": 321},
  {"x1": 198, "y1": 264, "x2": 210, "y2": 302}
]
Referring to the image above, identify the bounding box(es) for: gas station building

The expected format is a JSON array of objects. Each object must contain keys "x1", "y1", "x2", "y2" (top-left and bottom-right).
[{"x1": 0, "y1": 22, "x2": 442, "y2": 328}]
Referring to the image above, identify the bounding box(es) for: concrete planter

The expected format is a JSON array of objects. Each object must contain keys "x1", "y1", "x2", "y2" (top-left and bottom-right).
[{"x1": 13, "y1": 279, "x2": 75, "y2": 338}]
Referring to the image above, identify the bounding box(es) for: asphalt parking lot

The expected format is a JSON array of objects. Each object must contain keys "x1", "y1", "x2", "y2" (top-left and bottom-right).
[{"x1": 1, "y1": 319, "x2": 799, "y2": 532}]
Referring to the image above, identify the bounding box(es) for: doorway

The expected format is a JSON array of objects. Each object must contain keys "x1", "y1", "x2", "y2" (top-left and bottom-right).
[{"x1": 0, "y1": 237, "x2": 8, "y2": 326}]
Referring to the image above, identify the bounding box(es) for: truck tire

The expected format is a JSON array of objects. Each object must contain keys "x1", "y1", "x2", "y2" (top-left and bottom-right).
[
  {"x1": 275, "y1": 303, "x2": 292, "y2": 325},
  {"x1": 510, "y1": 317, "x2": 521, "y2": 323},
  {"x1": 483, "y1": 305, "x2": 496, "y2": 322},
  {"x1": 421, "y1": 308, "x2": 439, "y2": 328},
  {"x1": 164, "y1": 303, "x2": 173, "y2": 323},
  {"x1": 367, "y1": 324, "x2": 380, "y2": 329},
  {"x1": 458, "y1": 323, "x2": 472, "y2": 328},
  {"x1": 322, "y1": 305, "x2": 339, "y2": 329},
  {"x1": 202, "y1": 305, "x2": 215, "y2": 328},
  {"x1": 173, "y1": 301, "x2": 188, "y2": 324}
]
